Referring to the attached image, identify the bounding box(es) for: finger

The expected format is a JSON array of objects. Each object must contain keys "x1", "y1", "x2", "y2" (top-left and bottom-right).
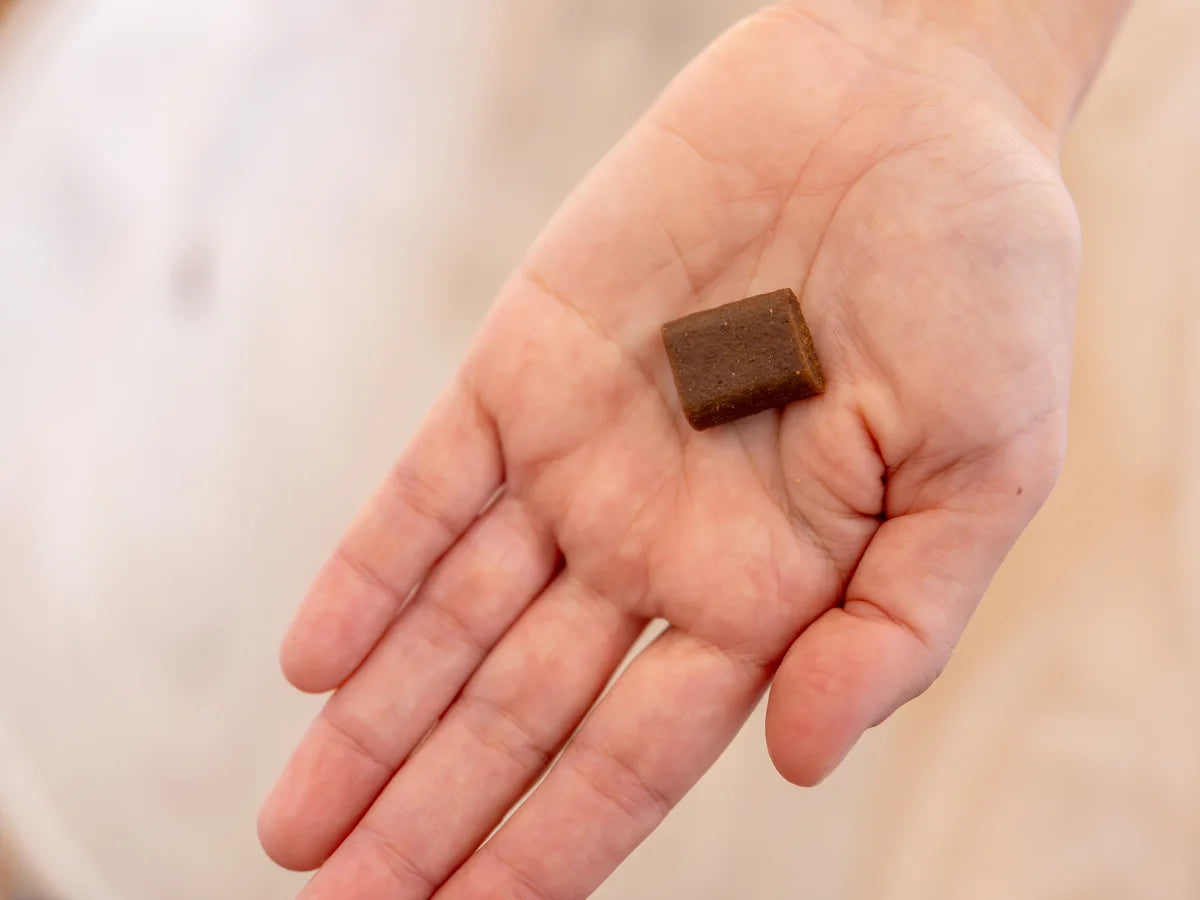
[
  {"x1": 281, "y1": 377, "x2": 504, "y2": 693},
  {"x1": 765, "y1": 498, "x2": 1035, "y2": 787},
  {"x1": 297, "y1": 573, "x2": 643, "y2": 900},
  {"x1": 259, "y1": 493, "x2": 557, "y2": 870},
  {"x1": 439, "y1": 628, "x2": 772, "y2": 900}
]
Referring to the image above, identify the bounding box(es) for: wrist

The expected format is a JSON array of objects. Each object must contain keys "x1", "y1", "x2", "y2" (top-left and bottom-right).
[
  {"x1": 882, "y1": 0, "x2": 1132, "y2": 136},
  {"x1": 781, "y1": 0, "x2": 1131, "y2": 145}
]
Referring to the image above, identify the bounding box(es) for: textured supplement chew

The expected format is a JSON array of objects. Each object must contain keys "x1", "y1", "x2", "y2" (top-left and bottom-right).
[{"x1": 661, "y1": 288, "x2": 824, "y2": 431}]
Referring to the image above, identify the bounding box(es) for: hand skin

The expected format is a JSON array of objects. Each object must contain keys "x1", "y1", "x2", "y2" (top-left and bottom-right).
[{"x1": 259, "y1": 2, "x2": 1130, "y2": 897}]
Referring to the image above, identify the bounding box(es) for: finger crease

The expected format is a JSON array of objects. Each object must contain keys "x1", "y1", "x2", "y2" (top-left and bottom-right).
[
  {"x1": 358, "y1": 821, "x2": 439, "y2": 895},
  {"x1": 320, "y1": 707, "x2": 392, "y2": 774},
  {"x1": 463, "y1": 374, "x2": 508, "y2": 485},
  {"x1": 386, "y1": 463, "x2": 461, "y2": 544},
  {"x1": 332, "y1": 545, "x2": 406, "y2": 613},
  {"x1": 565, "y1": 738, "x2": 674, "y2": 824},
  {"x1": 479, "y1": 845, "x2": 556, "y2": 900},
  {"x1": 421, "y1": 595, "x2": 489, "y2": 657},
  {"x1": 458, "y1": 694, "x2": 554, "y2": 772},
  {"x1": 684, "y1": 629, "x2": 777, "y2": 680},
  {"x1": 842, "y1": 596, "x2": 934, "y2": 658}
]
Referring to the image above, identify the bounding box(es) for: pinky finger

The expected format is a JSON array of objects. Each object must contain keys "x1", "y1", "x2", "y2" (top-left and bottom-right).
[{"x1": 282, "y1": 377, "x2": 504, "y2": 693}]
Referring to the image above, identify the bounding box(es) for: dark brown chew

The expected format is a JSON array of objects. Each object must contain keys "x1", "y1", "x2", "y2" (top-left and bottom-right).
[{"x1": 661, "y1": 288, "x2": 824, "y2": 431}]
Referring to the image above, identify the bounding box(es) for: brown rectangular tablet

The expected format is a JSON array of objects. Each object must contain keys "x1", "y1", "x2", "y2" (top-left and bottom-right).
[{"x1": 661, "y1": 288, "x2": 824, "y2": 431}]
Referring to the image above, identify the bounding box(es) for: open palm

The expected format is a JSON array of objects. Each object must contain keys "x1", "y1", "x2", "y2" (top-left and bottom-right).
[{"x1": 260, "y1": 4, "x2": 1080, "y2": 897}]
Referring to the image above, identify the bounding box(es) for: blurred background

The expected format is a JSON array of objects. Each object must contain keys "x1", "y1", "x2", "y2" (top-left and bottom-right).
[{"x1": 0, "y1": 0, "x2": 1198, "y2": 897}]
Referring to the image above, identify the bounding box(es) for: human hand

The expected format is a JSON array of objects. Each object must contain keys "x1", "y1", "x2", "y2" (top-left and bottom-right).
[{"x1": 260, "y1": 3, "x2": 1093, "y2": 896}]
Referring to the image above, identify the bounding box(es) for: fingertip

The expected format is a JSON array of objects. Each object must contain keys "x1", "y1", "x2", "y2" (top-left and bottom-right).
[
  {"x1": 764, "y1": 639, "x2": 861, "y2": 788},
  {"x1": 765, "y1": 607, "x2": 921, "y2": 788},
  {"x1": 256, "y1": 803, "x2": 291, "y2": 870},
  {"x1": 279, "y1": 623, "x2": 339, "y2": 695},
  {"x1": 765, "y1": 735, "x2": 845, "y2": 789},
  {"x1": 258, "y1": 785, "x2": 326, "y2": 873},
  {"x1": 258, "y1": 743, "x2": 356, "y2": 874},
  {"x1": 764, "y1": 697, "x2": 846, "y2": 788},
  {"x1": 764, "y1": 708, "x2": 827, "y2": 787},
  {"x1": 278, "y1": 557, "x2": 391, "y2": 694}
]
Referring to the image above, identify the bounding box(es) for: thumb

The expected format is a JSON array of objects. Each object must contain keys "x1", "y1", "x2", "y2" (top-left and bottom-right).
[{"x1": 765, "y1": 458, "x2": 1055, "y2": 786}]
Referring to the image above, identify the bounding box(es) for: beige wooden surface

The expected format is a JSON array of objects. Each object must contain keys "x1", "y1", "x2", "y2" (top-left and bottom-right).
[{"x1": 0, "y1": 1, "x2": 1196, "y2": 898}]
